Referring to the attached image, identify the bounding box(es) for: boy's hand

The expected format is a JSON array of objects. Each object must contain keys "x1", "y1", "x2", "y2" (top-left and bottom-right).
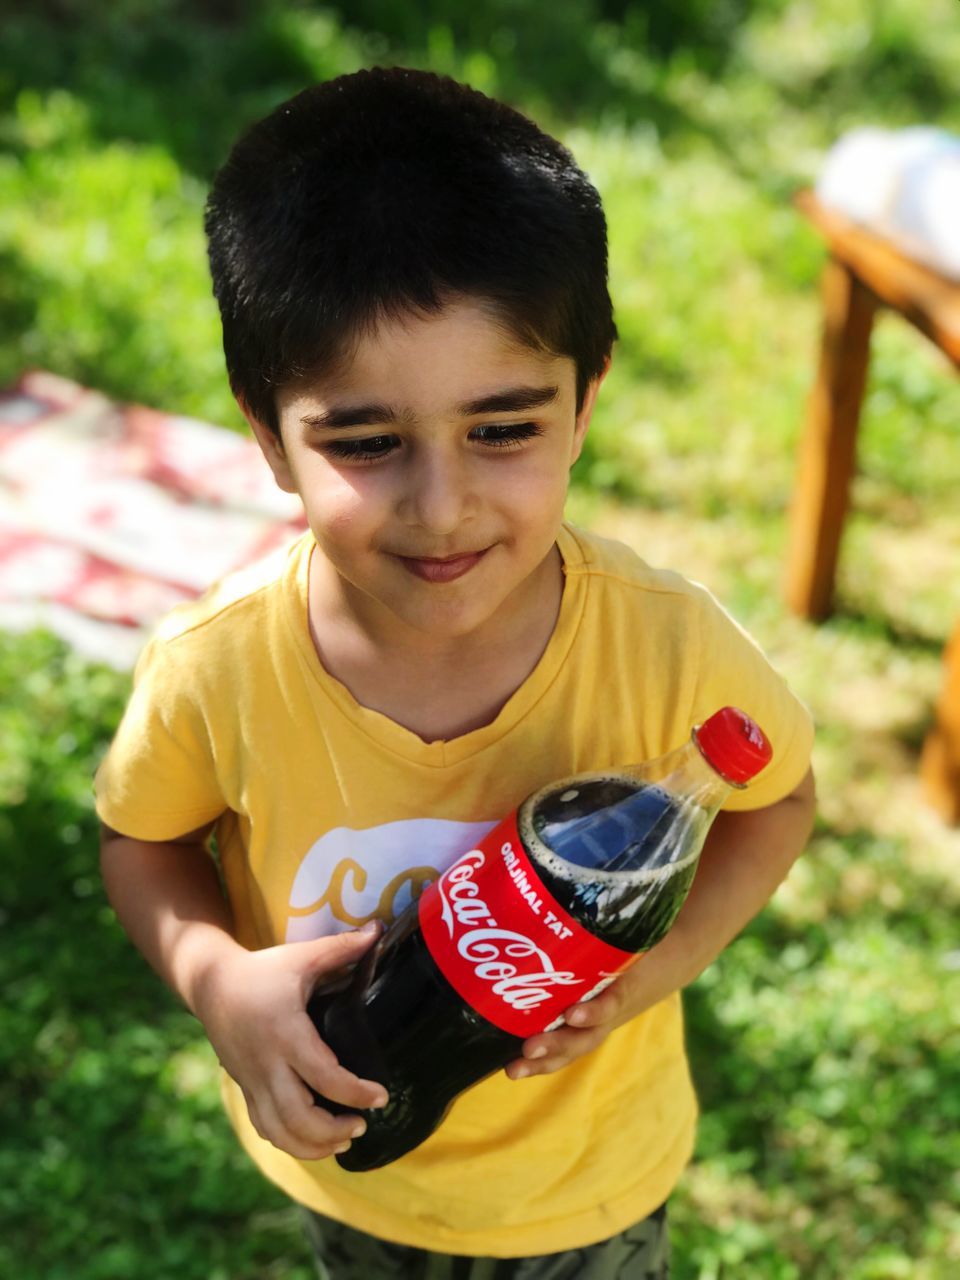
[
  {"x1": 504, "y1": 963, "x2": 646, "y2": 1081},
  {"x1": 193, "y1": 923, "x2": 389, "y2": 1161}
]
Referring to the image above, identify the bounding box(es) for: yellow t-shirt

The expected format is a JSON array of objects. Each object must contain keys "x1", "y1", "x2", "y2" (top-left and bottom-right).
[{"x1": 94, "y1": 522, "x2": 814, "y2": 1257}]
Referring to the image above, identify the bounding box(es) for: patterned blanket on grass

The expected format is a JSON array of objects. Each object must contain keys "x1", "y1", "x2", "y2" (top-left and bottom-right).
[{"x1": 0, "y1": 370, "x2": 307, "y2": 668}]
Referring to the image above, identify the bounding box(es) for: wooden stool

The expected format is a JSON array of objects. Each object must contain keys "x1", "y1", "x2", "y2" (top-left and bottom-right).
[{"x1": 785, "y1": 190, "x2": 960, "y2": 822}]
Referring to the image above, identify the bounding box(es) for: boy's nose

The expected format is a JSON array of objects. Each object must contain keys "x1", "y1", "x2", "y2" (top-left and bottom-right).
[{"x1": 399, "y1": 449, "x2": 477, "y2": 536}]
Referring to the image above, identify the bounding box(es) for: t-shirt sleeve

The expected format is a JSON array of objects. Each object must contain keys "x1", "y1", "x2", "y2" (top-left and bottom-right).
[
  {"x1": 688, "y1": 584, "x2": 815, "y2": 811},
  {"x1": 94, "y1": 633, "x2": 227, "y2": 840}
]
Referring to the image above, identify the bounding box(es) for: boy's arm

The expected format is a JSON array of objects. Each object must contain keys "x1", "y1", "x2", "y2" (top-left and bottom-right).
[
  {"x1": 100, "y1": 823, "x2": 388, "y2": 1158},
  {"x1": 506, "y1": 765, "x2": 817, "y2": 1079}
]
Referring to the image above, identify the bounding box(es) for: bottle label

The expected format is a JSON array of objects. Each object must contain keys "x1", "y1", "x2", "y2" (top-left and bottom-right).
[{"x1": 417, "y1": 811, "x2": 636, "y2": 1037}]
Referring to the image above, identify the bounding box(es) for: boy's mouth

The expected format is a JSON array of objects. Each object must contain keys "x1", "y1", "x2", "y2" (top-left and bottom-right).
[{"x1": 394, "y1": 547, "x2": 491, "y2": 584}]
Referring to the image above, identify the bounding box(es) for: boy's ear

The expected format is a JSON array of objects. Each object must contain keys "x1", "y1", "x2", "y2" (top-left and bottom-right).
[
  {"x1": 571, "y1": 355, "x2": 610, "y2": 465},
  {"x1": 237, "y1": 396, "x2": 298, "y2": 494}
]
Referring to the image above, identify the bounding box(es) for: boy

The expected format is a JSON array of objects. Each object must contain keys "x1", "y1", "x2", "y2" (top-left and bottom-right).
[{"x1": 96, "y1": 68, "x2": 815, "y2": 1278}]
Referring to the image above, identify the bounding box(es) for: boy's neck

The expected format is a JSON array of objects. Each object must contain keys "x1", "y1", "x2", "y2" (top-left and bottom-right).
[{"x1": 307, "y1": 544, "x2": 565, "y2": 742}]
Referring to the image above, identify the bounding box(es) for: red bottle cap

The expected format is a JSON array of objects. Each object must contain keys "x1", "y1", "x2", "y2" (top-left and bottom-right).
[{"x1": 694, "y1": 707, "x2": 772, "y2": 785}]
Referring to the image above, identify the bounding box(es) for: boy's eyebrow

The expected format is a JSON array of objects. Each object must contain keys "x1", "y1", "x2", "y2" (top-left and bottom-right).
[
  {"x1": 300, "y1": 402, "x2": 402, "y2": 430},
  {"x1": 458, "y1": 384, "x2": 560, "y2": 416},
  {"x1": 300, "y1": 385, "x2": 560, "y2": 431}
]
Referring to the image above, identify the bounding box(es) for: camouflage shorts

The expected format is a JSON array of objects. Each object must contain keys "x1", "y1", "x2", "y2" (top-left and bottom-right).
[{"x1": 301, "y1": 1202, "x2": 670, "y2": 1280}]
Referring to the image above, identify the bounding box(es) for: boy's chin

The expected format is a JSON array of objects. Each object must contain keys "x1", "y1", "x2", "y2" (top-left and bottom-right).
[
  {"x1": 388, "y1": 579, "x2": 528, "y2": 643},
  {"x1": 396, "y1": 601, "x2": 498, "y2": 642}
]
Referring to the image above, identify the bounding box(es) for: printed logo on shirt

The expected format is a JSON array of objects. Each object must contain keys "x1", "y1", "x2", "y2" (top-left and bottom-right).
[{"x1": 284, "y1": 817, "x2": 498, "y2": 942}]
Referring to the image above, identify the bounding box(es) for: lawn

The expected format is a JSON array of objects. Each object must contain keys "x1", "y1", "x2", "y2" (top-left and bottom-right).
[{"x1": 1, "y1": 3, "x2": 959, "y2": 1277}]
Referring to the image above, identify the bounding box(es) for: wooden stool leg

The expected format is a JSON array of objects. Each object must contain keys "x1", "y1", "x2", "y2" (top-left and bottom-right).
[
  {"x1": 785, "y1": 258, "x2": 878, "y2": 620},
  {"x1": 920, "y1": 620, "x2": 960, "y2": 824}
]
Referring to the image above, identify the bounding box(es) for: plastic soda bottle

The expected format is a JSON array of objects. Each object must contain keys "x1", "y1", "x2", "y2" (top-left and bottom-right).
[{"x1": 308, "y1": 706, "x2": 772, "y2": 1170}]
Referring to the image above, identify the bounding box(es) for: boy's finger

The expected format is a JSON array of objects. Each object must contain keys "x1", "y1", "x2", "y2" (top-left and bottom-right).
[
  {"x1": 564, "y1": 989, "x2": 619, "y2": 1028},
  {"x1": 295, "y1": 1034, "x2": 389, "y2": 1112},
  {"x1": 519, "y1": 1033, "x2": 561, "y2": 1060},
  {"x1": 268, "y1": 1070, "x2": 370, "y2": 1158},
  {"x1": 302, "y1": 921, "x2": 383, "y2": 978},
  {"x1": 313, "y1": 1067, "x2": 388, "y2": 1113},
  {"x1": 508, "y1": 1026, "x2": 606, "y2": 1078},
  {"x1": 505, "y1": 1051, "x2": 569, "y2": 1080},
  {"x1": 519, "y1": 1010, "x2": 607, "y2": 1059}
]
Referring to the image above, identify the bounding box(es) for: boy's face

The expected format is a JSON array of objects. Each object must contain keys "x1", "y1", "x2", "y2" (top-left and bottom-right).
[{"x1": 244, "y1": 297, "x2": 603, "y2": 647}]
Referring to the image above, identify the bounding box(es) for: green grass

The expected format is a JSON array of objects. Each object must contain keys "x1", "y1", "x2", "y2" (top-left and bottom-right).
[{"x1": 2, "y1": 2, "x2": 960, "y2": 1276}]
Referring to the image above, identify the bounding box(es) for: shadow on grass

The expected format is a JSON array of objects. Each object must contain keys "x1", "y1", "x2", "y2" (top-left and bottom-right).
[
  {"x1": 0, "y1": 248, "x2": 44, "y2": 369},
  {"x1": 0, "y1": 632, "x2": 312, "y2": 1279},
  {"x1": 777, "y1": 27, "x2": 957, "y2": 125},
  {"x1": 826, "y1": 602, "x2": 948, "y2": 660},
  {"x1": 685, "y1": 822, "x2": 960, "y2": 1225},
  {"x1": 0, "y1": 4, "x2": 331, "y2": 181},
  {"x1": 1, "y1": 1, "x2": 782, "y2": 183}
]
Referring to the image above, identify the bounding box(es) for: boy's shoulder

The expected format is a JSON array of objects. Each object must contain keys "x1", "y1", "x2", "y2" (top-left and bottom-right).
[
  {"x1": 150, "y1": 531, "x2": 309, "y2": 651},
  {"x1": 561, "y1": 523, "x2": 755, "y2": 668},
  {"x1": 562, "y1": 522, "x2": 712, "y2": 606}
]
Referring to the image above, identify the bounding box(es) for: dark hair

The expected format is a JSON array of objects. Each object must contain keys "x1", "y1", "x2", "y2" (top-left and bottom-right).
[{"x1": 205, "y1": 67, "x2": 617, "y2": 434}]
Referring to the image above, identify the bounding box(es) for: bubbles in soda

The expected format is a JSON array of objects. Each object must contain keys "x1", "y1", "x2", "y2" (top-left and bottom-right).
[
  {"x1": 533, "y1": 776, "x2": 683, "y2": 872},
  {"x1": 521, "y1": 775, "x2": 706, "y2": 952}
]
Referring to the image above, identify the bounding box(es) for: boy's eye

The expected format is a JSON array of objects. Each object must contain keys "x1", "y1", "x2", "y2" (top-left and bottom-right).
[
  {"x1": 323, "y1": 434, "x2": 398, "y2": 461},
  {"x1": 320, "y1": 422, "x2": 542, "y2": 462},
  {"x1": 472, "y1": 422, "x2": 543, "y2": 448}
]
